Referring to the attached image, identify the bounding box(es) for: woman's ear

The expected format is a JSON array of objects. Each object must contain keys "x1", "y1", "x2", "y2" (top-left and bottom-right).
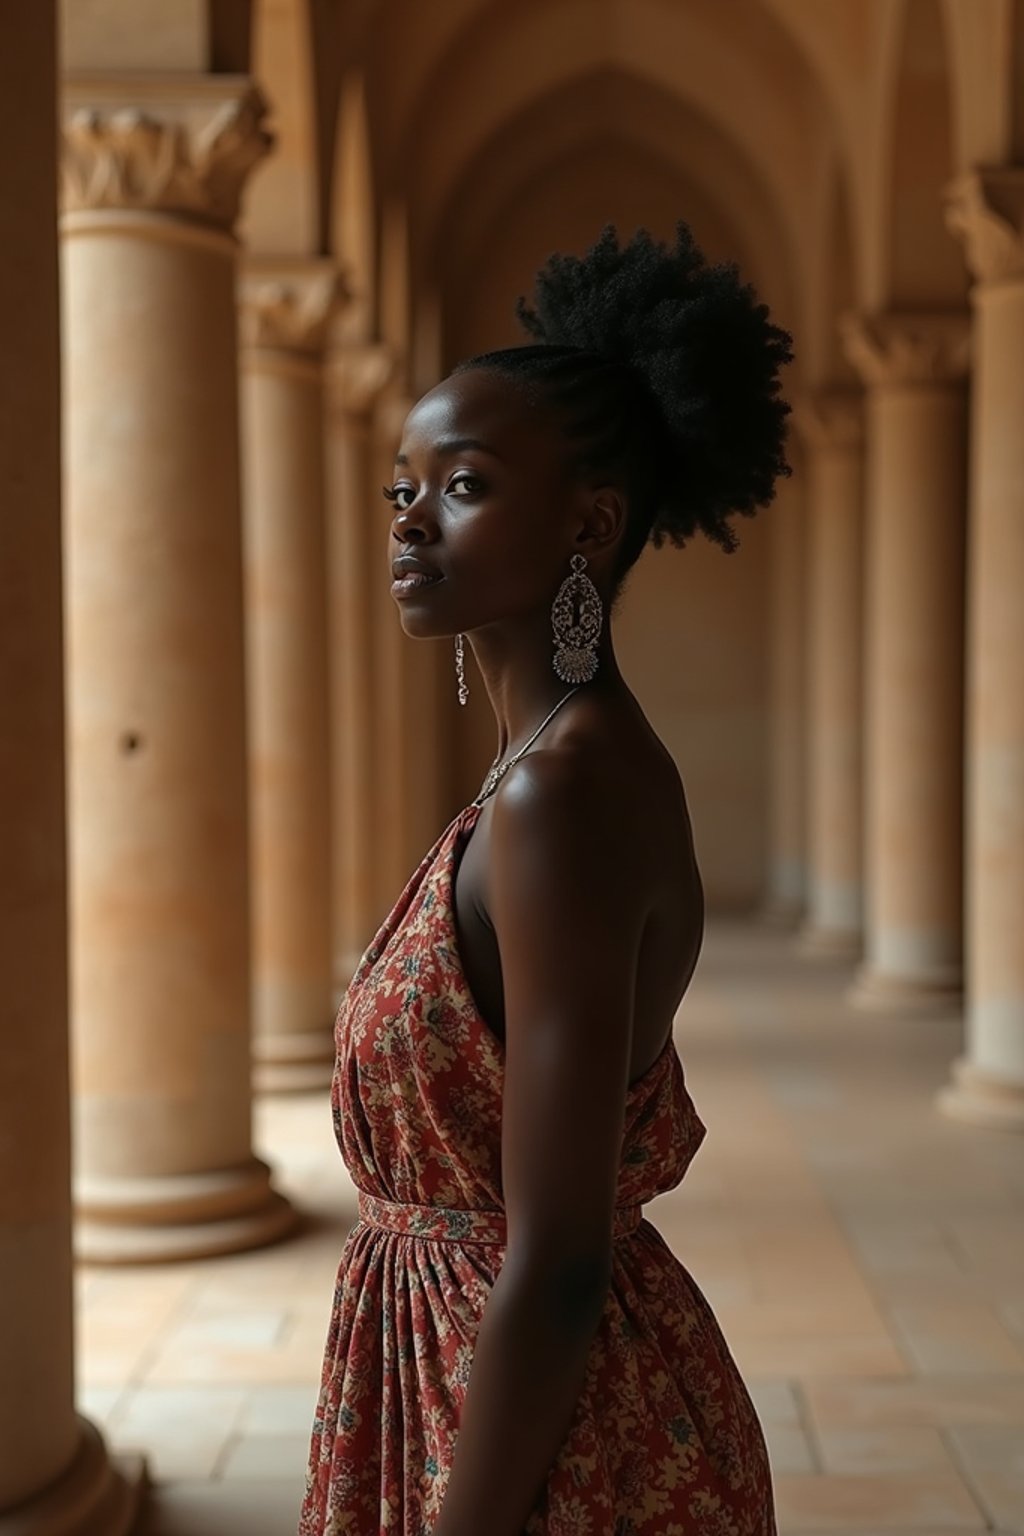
[{"x1": 589, "y1": 486, "x2": 628, "y2": 549}]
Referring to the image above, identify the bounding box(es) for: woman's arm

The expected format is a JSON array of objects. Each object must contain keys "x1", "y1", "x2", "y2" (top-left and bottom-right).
[{"x1": 431, "y1": 752, "x2": 648, "y2": 1536}]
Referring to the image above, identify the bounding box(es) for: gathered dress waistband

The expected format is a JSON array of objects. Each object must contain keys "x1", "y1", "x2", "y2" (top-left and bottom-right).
[{"x1": 355, "y1": 1189, "x2": 644, "y2": 1245}]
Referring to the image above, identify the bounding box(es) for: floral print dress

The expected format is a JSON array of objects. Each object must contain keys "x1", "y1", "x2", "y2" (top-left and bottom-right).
[{"x1": 298, "y1": 799, "x2": 776, "y2": 1535}]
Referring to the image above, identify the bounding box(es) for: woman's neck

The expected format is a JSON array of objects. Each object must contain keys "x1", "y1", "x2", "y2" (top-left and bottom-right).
[{"x1": 466, "y1": 620, "x2": 624, "y2": 757}]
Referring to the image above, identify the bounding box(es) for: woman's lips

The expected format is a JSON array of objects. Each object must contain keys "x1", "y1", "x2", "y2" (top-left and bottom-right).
[{"x1": 391, "y1": 571, "x2": 445, "y2": 599}]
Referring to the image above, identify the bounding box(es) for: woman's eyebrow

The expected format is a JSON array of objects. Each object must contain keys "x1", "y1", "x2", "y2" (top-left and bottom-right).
[{"x1": 395, "y1": 437, "x2": 503, "y2": 466}]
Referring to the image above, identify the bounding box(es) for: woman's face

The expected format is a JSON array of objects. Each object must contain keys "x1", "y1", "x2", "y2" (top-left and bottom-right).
[{"x1": 386, "y1": 368, "x2": 591, "y2": 639}]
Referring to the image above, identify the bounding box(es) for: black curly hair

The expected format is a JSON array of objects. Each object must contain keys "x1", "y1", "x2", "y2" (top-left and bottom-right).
[{"x1": 451, "y1": 222, "x2": 793, "y2": 605}]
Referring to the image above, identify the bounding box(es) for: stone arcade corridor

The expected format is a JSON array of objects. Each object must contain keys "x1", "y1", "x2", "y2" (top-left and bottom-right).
[
  {"x1": 78, "y1": 924, "x2": 1024, "y2": 1535},
  {"x1": 4, "y1": 1, "x2": 1024, "y2": 1530}
]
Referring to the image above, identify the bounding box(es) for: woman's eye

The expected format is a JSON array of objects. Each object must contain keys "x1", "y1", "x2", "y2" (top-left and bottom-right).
[
  {"x1": 382, "y1": 484, "x2": 416, "y2": 511},
  {"x1": 447, "y1": 473, "x2": 483, "y2": 497}
]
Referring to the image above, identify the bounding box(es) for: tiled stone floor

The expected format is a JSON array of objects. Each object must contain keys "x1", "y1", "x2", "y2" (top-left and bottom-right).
[{"x1": 77, "y1": 920, "x2": 1024, "y2": 1535}]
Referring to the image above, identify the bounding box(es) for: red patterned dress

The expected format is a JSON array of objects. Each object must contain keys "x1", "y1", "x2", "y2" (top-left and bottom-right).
[{"x1": 298, "y1": 799, "x2": 776, "y2": 1535}]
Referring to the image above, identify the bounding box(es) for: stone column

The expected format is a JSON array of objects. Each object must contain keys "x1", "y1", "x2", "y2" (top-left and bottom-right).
[
  {"x1": 0, "y1": 18, "x2": 144, "y2": 1528},
  {"x1": 762, "y1": 473, "x2": 807, "y2": 923},
  {"x1": 794, "y1": 389, "x2": 865, "y2": 957},
  {"x1": 239, "y1": 259, "x2": 344, "y2": 1091},
  {"x1": 940, "y1": 169, "x2": 1024, "y2": 1128},
  {"x1": 324, "y1": 342, "x2": 394, "y2": 997},
  {"x1": 840, "y1": 312, "x2": 969, "y2": 1010},
  {"x1": 62, "y1": 81, "x2": 295, "y2": 1261},
  {"x1": 371, "y1": 389, "x2": 447, "y2": 910}
]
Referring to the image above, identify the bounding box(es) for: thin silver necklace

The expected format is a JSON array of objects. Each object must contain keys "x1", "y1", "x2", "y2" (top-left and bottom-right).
[{"x1": 472, "y1": 686, "x2": 582, "y2": 807}]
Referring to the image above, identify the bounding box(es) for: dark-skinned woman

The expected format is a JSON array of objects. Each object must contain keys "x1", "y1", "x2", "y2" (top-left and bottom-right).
[{"x1": 299, "y1": 223, "x2": 793, "y2": 1536}]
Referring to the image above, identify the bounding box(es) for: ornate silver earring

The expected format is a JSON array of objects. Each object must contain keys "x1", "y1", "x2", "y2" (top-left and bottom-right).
[
  {"x1": 552, "y1": 552, "x2": 602, "y2": 683},
  {"x1": 454, "y1": 632, "x2": 469, "y2": 705}
]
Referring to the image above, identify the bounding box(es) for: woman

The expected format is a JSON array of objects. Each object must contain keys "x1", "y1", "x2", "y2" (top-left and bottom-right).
[{"x1": 300, "y1": 223, "x2": 793, "y2": 1536}]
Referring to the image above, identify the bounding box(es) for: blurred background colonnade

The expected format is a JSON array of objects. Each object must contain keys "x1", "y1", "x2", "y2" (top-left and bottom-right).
[{"x1": 2, "y1": 0, "x2": 1024, "y2": 1527}]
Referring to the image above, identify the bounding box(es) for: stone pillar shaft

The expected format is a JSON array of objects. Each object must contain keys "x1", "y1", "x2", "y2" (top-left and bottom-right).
[
  {"x1": 763, "y1": 475, "x2": 807, "y2": 922},
  {"x1": 325, "y1": 344, "x2": 394, "y2": 994},
  {"x1": 62, "y1": 80, "x2": 295, "y2": 1260},
  {"x1": 240, "y1": 259, "x2": 342, "y2": 1090},
  {"x1": 1, "y1": 21, "x2": 143, "y2": 1528},
  {"x1": 797, "y1": 391, "x2": 865, "y2": 954},
  {"x1": 941, "y1": 168, "x2": 1024, "y2": 1128},
  {"x1": 841, "y1": 312, "x2": 969, "y2": 1009}
]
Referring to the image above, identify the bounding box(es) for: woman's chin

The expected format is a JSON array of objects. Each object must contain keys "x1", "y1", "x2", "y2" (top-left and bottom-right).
[{"x1": 394, "y1": 607, "x2": 450, "y2": 640}]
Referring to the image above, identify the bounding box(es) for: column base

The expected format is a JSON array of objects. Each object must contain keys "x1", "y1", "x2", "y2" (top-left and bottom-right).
[
  {"x1": 846, "y1": 963, "x2": 962, "y2": 1015},
  {"x1": 937, "y1": 1057, "x2": 1024, "y2": 1132},
  {"x1": 0, "y1": 1416, "x2": 148, "y2": 1535},
  {"x1": 73, "y1": 1156, "x2": 298, "y2": 1265},
  {"x1": 253, "y1": 1025, "x2": 336, "y2": 1093},
  {"x1": 796, "y1": 923, "x2": 862, "y2": 961}
]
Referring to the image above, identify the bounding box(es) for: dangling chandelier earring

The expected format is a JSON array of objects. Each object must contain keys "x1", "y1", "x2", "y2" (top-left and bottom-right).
[
  {"x1": 454, "y1": 633, "x2": 469, "y2": 705},
  {"x1": 552, "y1": 552, "x2": 602, "y2": 683}
]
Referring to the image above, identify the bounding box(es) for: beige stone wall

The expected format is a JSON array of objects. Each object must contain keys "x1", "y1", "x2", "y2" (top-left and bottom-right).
[{"x1": 617, "y1": 528, "x2": 772, "y2": 911}]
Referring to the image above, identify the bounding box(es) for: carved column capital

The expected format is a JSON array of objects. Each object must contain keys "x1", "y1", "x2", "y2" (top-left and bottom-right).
[
  {"x1": 61, "y1": 76, "x2": 273, "y2": 232},
  {"x1": 326, "y1": 343, "x2": 397, "y2": 419},
  {"x1": 946, "y1": 167, "x2": 1024, "y2": 288},
  {"x1": 792, "y1": 387, "x2": 864, "y2": 451},
  {"x1": 839, "y1": 311, "x2": 970, "y2": 388},
  {"x1": 239, "y1": 259, "x2": 348, "y2": 355}
]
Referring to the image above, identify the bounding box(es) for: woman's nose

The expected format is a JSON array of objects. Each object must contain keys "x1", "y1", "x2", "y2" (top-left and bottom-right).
[{"x1": 391, "y1": 509, "x2": 434, "y2": 545}]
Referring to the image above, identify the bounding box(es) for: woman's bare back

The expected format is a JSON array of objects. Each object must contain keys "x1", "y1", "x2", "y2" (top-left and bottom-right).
[{"x1": 452, "y1": 685, "x2": 704, "y2": 1087}]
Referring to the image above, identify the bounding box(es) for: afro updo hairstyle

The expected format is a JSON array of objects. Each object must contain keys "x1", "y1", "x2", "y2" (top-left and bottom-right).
[{"x1": 451, "y1": 222, "x2": 794, "y2": 607}]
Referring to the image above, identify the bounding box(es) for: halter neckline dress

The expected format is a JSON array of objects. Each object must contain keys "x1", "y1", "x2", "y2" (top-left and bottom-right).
[{"x1": 298, "y1": 796, "x2": 776, "y2": 1535}]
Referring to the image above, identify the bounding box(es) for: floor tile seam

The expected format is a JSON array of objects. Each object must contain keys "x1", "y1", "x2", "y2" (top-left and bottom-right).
[
  {"x1": 800, "y1": 1371, "x2": 966, "y2": 1440},
  {"x1": 81, "y1": 1379, "x2": 134, "y2": 1432},
  {"x1": 808, "y1": 1188, "x2": 930, "y2": 1367},
  {"x1": 744, "y1": 1230, "x2": 894, "y2": 1320},
  {"x1": 700, "y1": 1010, "x2": 875, "y2": 1280},
  {"x1": 996, "y1": 1301, "x2": 1024, "y2": 1345},
  {"x1": 772, "y1": 1526, "x2": 995, "y2": 1535},
  {"x1": 881, "y1": 1304, "x2": 1024, "y2": 1377},
  {"x1": 79, "y1": 1329, "x2": 171, "y2": 1416},
  {"x1": 174, "y1": 1387, "x2": 252, "y2": 1484},
  {"x1": 683, "y1": 1002, "x2": 840, "y2": 1311},
  {"x1": 108, "y1": 1382, "x2": 264, "y2": 1449},
  {"x1": 114, "y1": 1271, "x2": 207, "y2": 1401},
  {"x1": 790, "y1": 1373, "x2": 825, "y2": 1475},
  {"x1": 209, "y1": 1428, "x2": 242, "y2": 1483},
  {"x1": 937, "y1": 1420, "x2": 1009, "y2": 1531},
  {"x1": 715, "y1": 971, "x2": 928, "y2": 1331},
  {"x1": 943, "y1": 1221, "x2": 986, "y2": 1283},
  {"x1": 946, "y1": 1226, "x2": 1024, "y2": 1286},
  {"x1": 103, "y1": 1381, "x2": 252, "y2": 1470}
]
